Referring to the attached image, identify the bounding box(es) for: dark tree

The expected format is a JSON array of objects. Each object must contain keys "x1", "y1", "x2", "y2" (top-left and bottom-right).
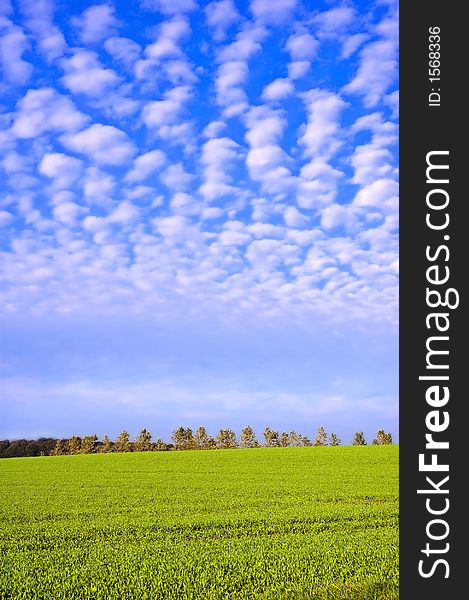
[
  {"x1": 98, "y1": 435, "x2": 113, "y2": 453},
  {"x1": 153, "y1": 437, "x2": 170, "y2": 451},
  {"x1": 114, "y1": 431, "x2": 132, "y2": 452},
  {"x1": 68, "y1": 436, "x2": 82, "y2": 455},
  {"x1": 216, "y1": 429, "x2": 237, "y2": 449},
  {"x1": 51, "y1": 439, "x2": 68, "y2": 456},
  {"x1": 171, "y1": 427, "x2": 195, "y2": 450},
  {"x1": 352, "y1": 431, "x2": 367, "y2": 446},
  {"x1": 134, "y1": 429, "x2": 152, "y2": 452},
  {"x1": 80, "y1": 435, "x2": 98, "y2": 454}
]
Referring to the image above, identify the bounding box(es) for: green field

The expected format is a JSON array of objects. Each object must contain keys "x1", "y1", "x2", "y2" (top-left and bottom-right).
[{"x1": 0, "y1": 446, "x2": 398, "y2": 600}]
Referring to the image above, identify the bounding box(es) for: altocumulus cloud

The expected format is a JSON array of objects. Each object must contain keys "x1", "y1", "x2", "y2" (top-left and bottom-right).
[{"x1": 0, "y1": 0, "x2": 398, "y2": 442}]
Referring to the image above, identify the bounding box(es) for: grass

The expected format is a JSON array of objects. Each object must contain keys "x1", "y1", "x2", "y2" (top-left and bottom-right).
[{"x1": 0, "y1": 446, "x2": 398, "y2": 599}]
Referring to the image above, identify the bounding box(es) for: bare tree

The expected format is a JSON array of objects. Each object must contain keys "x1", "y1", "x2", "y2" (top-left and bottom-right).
[
  {"x1": 194, "y1": 426, "x2": 216, "y2": 450},
  {"x1": 114, "y1": 431, "x2": 132, "y2": 452},
  {"x1": 263, "y1": 427, "x2": 280, "y2": 447},
  {"x1": 288, "y1": 431, "x2": 303, "y2": 446}
]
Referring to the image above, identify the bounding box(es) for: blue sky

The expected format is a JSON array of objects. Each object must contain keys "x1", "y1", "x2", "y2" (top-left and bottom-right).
[{"x1": 0, "y1": 0, "x2": 398, "y2": 443}]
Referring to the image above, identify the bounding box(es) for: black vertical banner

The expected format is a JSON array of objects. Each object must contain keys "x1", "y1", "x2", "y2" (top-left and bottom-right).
[{"x1": 400, "y1": 2, "x2": 464, "y2": 598}]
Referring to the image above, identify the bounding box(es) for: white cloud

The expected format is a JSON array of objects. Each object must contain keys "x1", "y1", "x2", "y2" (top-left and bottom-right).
[
  {"x1": 351, "y1": 111, "x2": 397, "y2": 147},
  {"x1": 343, "y1": 40, "x2": 397, "y2": 107},
  {"x1": 284, "y1": 205, "x2": 308, "y2": 228},
  {"x1": 144, "y1": 16, "x2": 190, "y2": 60},
  {"x1": 160, "y1": 163, "x2": 194, "y2": 191},
  {"x1": 82, "y1": 214, "x2": 107, "y2": 233},
  {"x1": 140, "y1": 0, "x2": 197, "y2": 14},
  {"x1": 286, "y1": 33, "x2": 318, "y2": 60},
  {"x1": 219, "y1": 229, "x2": 250, "y2": 246},
  {"x1": 205, "y1": 0, "x2": 240, "y2": 41},
  {"x1": 60, "y1": 124, "x2": 136, "y2": 165},
  {"x1": 343, "y1": 17, "x2": 398, "y2": 107},
  {"x1": 313, "y1": 7, "x2": 355, "y2": 39},
  {"x1": 298, "y1": 159, "x2": 343, "y2": 208},
  {"x1": 142, "y1": 85, "x2": 192, "y2": 128},
  {"x1": 385, "y1": 90, "x2": 399, "y2": 119},
  {"x1": 163, "y1": 59, "x2": 197, "y2": 84},
  {"x1": 61, "y1": 50, "x2": 121, "y2": 96},
  {"x1": 0, "y1": 19, "x2": 33, "y2": 84},
  {"x1": 201, "y1": 206, "x2": 224, "y2": 221},
  {"x1": 199, "y1": 136, "x2": 241, "y2": 200},
  {"x1": 50, "y1": 190, "x2": 75, "y2": 205},
  {"x1": 246, "y1": 238, "x2": 299, "y2": 269},
  {"x1": 341, "y1": 33, "x2": 369, "y2": 59},
  {"x1": 214, "y1": 25, "x2": 266, "y2": 116},
  {"x1": 351, "y1": 144, "x2": 393, "y2": 186},
  {"x1": 152, "y1": 214, "x2": 197, "y2": 243},
  {"x1": 320, "y1": 204, "x2": 354, "y2": 230},
  {"x1": 39, "y1": 152, "x2": 83, "y2": 188},
  {"x1": 169, "y1": 192, "x2": 200, "y2": 216},
  {"x1": 217, "y1": 25, "x2": 264, "y2": 62},
  {"x1": 250, "y1": 0, "x2": 297, "y2": 25},
  {"x1": 108, "y1": 200, "x2": 140, "y2": 225},
  {"x1": 19, "y1": 0, "x2": 67, "y2": 62},
  {"x1": 287, "y1": 61, "x2": 310, "y2": 80},
  {"x1": 215, "y1": 60, "x2": 249, "y2": 116},
  {"x1": 245, "y1": 105, "x2": 285, "y2": 147},
  {"x1": 1, "y1": 151, "x2": 28, "y2": 173},
  {"x1": 157, "y1": 121, "x2": 196, "y2": 151},
  {"x1": 299, "y1": 89, "x2": 347, "y2": 157},
  {"x1": 11, "y1": 88, "x2": 90, "y2": 138},
  {"x1": 353, "y1": 178, "x2": 398, "y2": 212},
  {"x1": 71, "y1": 4, "x2": 120, "y2": 44},
  {"x1": 125, "y1": 149, "x2": 166, "y2": 183},
  {"x1": 104, "y1": 36, "x2": 141, "y2": 69},
  {"x1": 53, "y1": 201, "x2": 86, "y2": 226},
  {"x1": 244, "y1": 106, "x2": 295, "y2": 194},
  {"x1": 83, "y1": 167, "x2": 115, "y2": 204},
  {"x1": 262, "y1": 78, "x2": 294, "y2": 102},
  {"x1": 0, "y1": 210, "x2": 14, "y2": 226},
  {"x1": 202, "y1": 120, "x2": 227, "y2": 138},
  {"x1": 91, "y1": 89, "x2": 140, "y2": 119}
]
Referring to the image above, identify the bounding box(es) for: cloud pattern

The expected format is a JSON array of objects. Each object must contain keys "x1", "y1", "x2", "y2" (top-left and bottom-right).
[{"x1": 0, "y1": 0, "x2": 398, "y2": 325}]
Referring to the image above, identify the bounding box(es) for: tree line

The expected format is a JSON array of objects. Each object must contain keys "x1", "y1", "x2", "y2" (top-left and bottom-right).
[{"x1": 0, "y1": 427, "x2": 393, "y2": 458}]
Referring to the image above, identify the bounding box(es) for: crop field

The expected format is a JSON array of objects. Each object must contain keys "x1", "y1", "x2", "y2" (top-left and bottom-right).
[{"x1": 0, "y1": 446, "x2": 398, "y2": 599}]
